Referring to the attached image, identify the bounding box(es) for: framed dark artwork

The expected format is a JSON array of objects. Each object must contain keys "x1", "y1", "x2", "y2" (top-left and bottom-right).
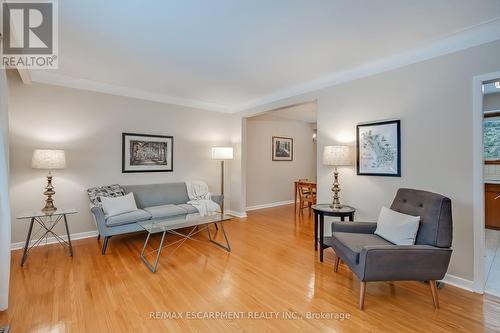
[
  {"x1": 272, "y1": 136, "x2": 293, "y2": 161},
  {"x1": 356, "y1": 120, "x2": 401, "y2": 177},
  {"x1": 122, "y1": 133, "x2": 173, "y2": 173}
]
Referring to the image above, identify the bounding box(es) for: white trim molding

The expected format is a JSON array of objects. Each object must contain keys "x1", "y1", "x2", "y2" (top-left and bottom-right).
[
  {"x1": 226, "y1": 210, "x2": 247, "y2": 218},
  {"x1": 11, "y1": 230, "x2": 98, "y2": 251},
  {"x1": 27, "y1": 19, "x2": 500, "y2": 114},
  {"x1": 236, "y1": 18, "x2": 500, "y2": 111},
  {"x1": 246, "y1": 200, "x2": 294, "y2": 211},
  {"x1": 30, "y1": 71, "x2": 233, "y2": 113},
  {"x1": 441, "y1": 274, "x2": 475, "y2": 292}
]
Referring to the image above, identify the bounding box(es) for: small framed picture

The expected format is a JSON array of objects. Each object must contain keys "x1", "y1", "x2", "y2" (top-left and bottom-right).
[
  {"x1": 356, "y1": 120, "x2": 401, "y2": 177},
  {"x1": 122, "y1": 133, "x2": 174, "y2": 173},
  {"x1": 272, "y1": 136, "x2": 293, "y2": 161}
]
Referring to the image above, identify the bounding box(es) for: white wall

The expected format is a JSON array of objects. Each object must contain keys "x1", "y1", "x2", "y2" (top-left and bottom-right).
[
  {"x1": 241, "y1": 40, "x2": 500, "y2": 282},
  {"x1": 0, "y1": 69, "x2": 11, "y2": 310},
  {"x1": 7, "y1": 73, "x2": 235, "y2": 243},
  {"x1": 245, "y1": 114, "x2": 316, "y2": 208}
]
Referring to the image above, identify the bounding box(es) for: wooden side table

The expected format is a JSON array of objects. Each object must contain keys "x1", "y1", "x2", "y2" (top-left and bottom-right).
[
  {"x1": 16, "y1": 209, "x2": 77, "y2": 266},
  {"x1": 311, "y1": 204, "x2": 355, "y2": 262}
]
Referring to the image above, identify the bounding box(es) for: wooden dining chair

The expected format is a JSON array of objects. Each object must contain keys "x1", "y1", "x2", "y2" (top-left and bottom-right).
[{"x1": 297, "y1": 182, "x2": 317, "y2": 214}]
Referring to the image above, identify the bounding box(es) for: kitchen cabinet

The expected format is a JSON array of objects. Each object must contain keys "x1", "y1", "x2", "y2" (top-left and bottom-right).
[{"x1": 485, "y1": 183, "x2": 500, "y2": 230}]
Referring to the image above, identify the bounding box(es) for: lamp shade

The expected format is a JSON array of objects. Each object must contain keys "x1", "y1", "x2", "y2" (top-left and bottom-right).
[
  {"x1": 211, "y1": 147, "x2": 233, "y2": 160},
  {"x1": 31, "y1": 149, "x2": 67, "y2": 169},
  {"x1": 323, "y1": 145, "x2": 352, "y2": 166}
]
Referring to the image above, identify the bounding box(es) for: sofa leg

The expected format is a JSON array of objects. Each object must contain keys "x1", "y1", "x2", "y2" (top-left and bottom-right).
[
  {"x1": 334, "y1": 256, "x2": 340, "y2": 272},
  {"x1": 359, "y1": 281, "x2": 367, "y2": 310},
  {"x1": 97, "y1": 234, "x2": 101, "y2": 241},
  {"x1": 429, "y1": 280, "x2": 440, "y2": 309},
  {"x1": 101, "y1": 236, "x2": 111, "y2": 255}
]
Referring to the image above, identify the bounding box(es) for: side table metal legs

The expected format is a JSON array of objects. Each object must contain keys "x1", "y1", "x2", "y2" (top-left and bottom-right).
[
  {"x1": 21, "y1": 218, "x2": 35, "y2": 267},
  {"x1": 319, "y1": 214, "x2": 325, "y2": 262},
  {"x1": 63, "y1": 214, "x2": 73, "y2": 257},
  {"x1": 20, "y1": 214, "x2": 74, "y2": 266},
  {"x1": 314, "y1": 212, "x2": 318, "y2": 251}
]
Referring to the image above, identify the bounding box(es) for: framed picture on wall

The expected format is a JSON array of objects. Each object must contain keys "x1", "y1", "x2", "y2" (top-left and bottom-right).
[
  {"x1": 122, "y1": 133, "x2": 174, "y2": 173},
  {"x1": 356, "y1": 120, "x2": 401, "y2": 177},
  {"x1": 272, "y1": 136, "x2": 293, "y2": 161}
]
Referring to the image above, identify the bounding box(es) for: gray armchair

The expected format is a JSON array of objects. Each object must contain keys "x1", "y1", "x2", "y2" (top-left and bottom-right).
[{"x1": 330, "y1": 188, "x2": 453, "y2": 310}]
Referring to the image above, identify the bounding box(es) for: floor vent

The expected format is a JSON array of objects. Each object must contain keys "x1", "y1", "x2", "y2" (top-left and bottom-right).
[{"x1": 0, "y1": 325, "x2": 10, "y2": 333}]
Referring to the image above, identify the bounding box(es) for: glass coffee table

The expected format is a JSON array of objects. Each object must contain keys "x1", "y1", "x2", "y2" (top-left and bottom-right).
[{"x1": 138, "y1": 212, "x2": 232, "y2": 272}]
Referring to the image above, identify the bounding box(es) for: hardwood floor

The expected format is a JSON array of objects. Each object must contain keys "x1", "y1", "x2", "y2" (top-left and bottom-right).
[{"x1": 1, "y1": 204, "x2": 499, "y2": 332}]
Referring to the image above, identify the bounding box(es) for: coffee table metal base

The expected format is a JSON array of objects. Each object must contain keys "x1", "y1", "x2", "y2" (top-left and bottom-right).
[{"x1": 140, "y1": 221, "x2": 231, "y2": 273}]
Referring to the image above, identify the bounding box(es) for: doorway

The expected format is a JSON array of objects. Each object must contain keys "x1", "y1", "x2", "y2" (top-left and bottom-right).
[
  {"x1": 472, "y1": 71, "x2": 500, "y2": 295},
  {"x1": 244, "y1": 101, "x2": 317, "y2": 211},
  {"x1": 483, "y1": 78, "x2": 500, "y2": 296}
]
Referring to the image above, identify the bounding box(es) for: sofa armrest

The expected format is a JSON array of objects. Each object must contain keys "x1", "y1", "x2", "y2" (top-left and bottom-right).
[
  {"x1": 331, "y1": 222, "x2": 377, "y2": 234},
  {"x1": 91, "y1": 206, "x2": 108, "y2": 236},
  {"x1": 211, "y1": 194, "x2": 223, "y2": 206},
  {"x1": 358, "y1": 245, "x2": 452, "y2": 282}
]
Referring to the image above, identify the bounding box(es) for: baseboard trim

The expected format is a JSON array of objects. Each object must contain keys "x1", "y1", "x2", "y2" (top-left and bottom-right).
[
  {"x1": 441, "y1": 274, "x2": 475, "y2": 292},
  {"x1": 11, "y1": 230, "x2": 98, "y2": 251},
  {"x1": 246, "y1": 200, "x2": 294, "y2": 212},
  {"x1": 226, "y1": 210, "x2": 247, "y2": 218}
]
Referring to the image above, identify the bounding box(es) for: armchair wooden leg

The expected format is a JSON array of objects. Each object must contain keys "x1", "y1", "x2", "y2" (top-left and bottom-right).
[
  {"x1": 359, "y1": 281, "x2": 367, "y2": 310},
  {"x1": 429, "y1": 280, "x2": 440, "y2": 309},
  {"x1": 334, "y1": 256, "x2": 340, "y2": 272}
]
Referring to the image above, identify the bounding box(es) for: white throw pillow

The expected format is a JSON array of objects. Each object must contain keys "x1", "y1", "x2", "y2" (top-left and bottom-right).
[
  {"x1": 100, "y1": 192, "x2": 138, "y2": 217},
  {"x1": 374, "y1": 207, "x2": 420, "y2": 245}
]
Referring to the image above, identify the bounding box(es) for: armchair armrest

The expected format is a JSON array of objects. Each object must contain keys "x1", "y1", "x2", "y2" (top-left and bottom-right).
[
  {"x1": 331, "y1": 222, "x2": 377, "y2": 234},
  {"x1": 359, "y1": 245, "x2": 452, "y2": 282}
]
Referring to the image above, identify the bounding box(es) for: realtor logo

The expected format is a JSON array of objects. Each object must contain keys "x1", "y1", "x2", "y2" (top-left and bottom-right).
[{"x1": 1, "y1": 0, "x2": 58, "y2": 69}]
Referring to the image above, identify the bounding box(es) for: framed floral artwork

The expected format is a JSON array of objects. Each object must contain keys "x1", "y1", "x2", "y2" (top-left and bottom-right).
[{"x1": 356, "y1": 120, "x2": 401, "y2": 177}]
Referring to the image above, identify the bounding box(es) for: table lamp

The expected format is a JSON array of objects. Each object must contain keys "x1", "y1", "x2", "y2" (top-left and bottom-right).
[
  {"x1": 211, "y1": 147, "x2": 233, "y2": 214},
  {"x1": 31, "y1": 149, "x2": 66, "y2": 212},
  {"x1": 323, "y1": 145, "x2": 352, "y2": 209}
]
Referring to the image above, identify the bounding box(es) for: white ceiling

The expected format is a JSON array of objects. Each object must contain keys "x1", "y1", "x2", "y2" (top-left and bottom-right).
[
  {"x1": 33, "y1": 1, "x2": 500, "y2": 112},
  {"x1": 261, "y1": 101, "x2": 317, "y2": 123}
]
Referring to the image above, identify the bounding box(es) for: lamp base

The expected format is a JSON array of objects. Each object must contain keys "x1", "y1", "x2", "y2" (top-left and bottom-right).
[
  {"x1": 330, "y1": 167, "x2": 342, "y2": 210},
  {"x1": 330, "y1": 203, "x2": 343, "y2": 210},
  {"x1": 41, "y1": 173, "x2": 57, "y2": 213}
]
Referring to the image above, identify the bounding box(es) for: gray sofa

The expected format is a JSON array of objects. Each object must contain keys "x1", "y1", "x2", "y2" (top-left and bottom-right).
[
  {"x1": 88, "y1": 182, "x2": 222, "y2": 254},
  {"x1": 329, "y1": 188, "x2": 453, "y2": 310}
]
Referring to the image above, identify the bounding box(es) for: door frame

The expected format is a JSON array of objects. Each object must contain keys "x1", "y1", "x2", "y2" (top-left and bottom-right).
[{"x1": 472, "y1": 70, "x2": 500, "y2": 293}]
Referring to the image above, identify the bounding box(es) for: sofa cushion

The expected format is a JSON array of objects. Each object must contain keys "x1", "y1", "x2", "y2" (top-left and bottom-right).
[
  {"x1": 144, "y1": 204, "x2": 188, "y2": 219},
  {"x1": 177, "y1": 204, "x2": 198, "y2": 214},
  {"x1": 105, "y1": 209, "x2": 151, "y2": 227},
  {"x1": 101, "y1": 193, "x2": 138, "y2": 217},
  {"x1": 122, "y1": 183, "x2": 190, "y2": 208},
  {"x1": 331, "y1": 232, "x2": 393, "y2": 264}
]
